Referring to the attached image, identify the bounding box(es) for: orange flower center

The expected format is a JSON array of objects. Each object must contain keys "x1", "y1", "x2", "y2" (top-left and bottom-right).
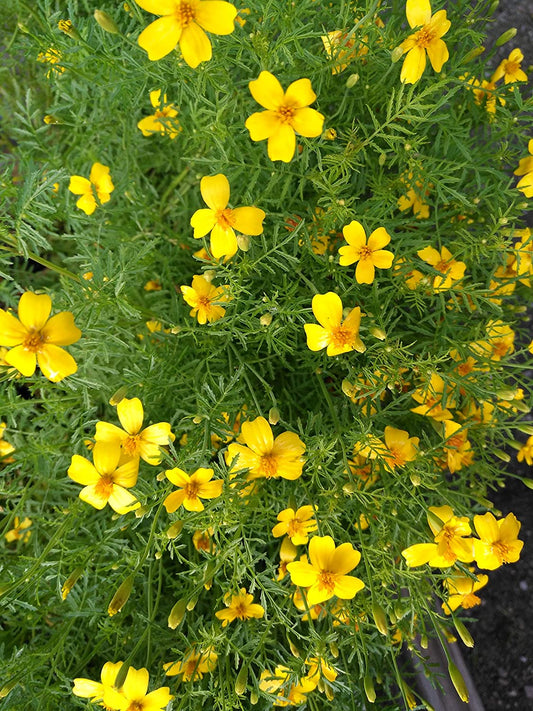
[
  {"x1": 457, "y1": 361, "x2": 473, "y2": 376},
  {"x1": 184, "y1": 657, "x2": 200, "y2": 678},
  {"x1": 331, "y1": 326, "x2": 353, "y2": 349},
  {"x1": 287, "y1": 518, "x2": 305, "y2": 538},
  {"x1": 357, "y1": 245, "x2": 373, "y2": 261},
  {"x1": 505, "y1": 61, "x2": 519, "y2": 75},
  {"x1": 317, "y1": 570, "x2": 336, "y2": 595},
  {"x1": 215, "y1": 208, "x2": 236, "y2": 230},
  {"x1": 95, "y1": 474, "x2": 114, "y2": 499},
  {"x1": 123, "y1": 434, "x2": 141, "y2": 456},
  {"x1": 259, "y1": 453, "x2": 278, "y2": 478},
  {"x1": 461, "y1": 592, "x2": 481, "y2": 609},
  {"x1": 234, "y1": 602, "x2": 249, "y2": 618},
  {"x1": 195, "y1": 533, "x2": 210, "y2": 550},
  {"x1": 184, "y1": 480, "x2": 200, "y2": 499},
  {"x1": 23, "y1": 331, "x2": 45, "y2": 352},
  {"x1": 435, "y1": 259, "x2": 451, "y2": 273},
  {"x1": 174, "y1": 1, "x2": 196, "y2": 27},
  {"x1": 126, "y1": 702, "x2": 145, "y2": 711},
  {"x1": 277, "y1": 104, "x2": 295, "y2": 124},
  {"x1": 446, "y1": 434, "x2": 464, "y2": 449},
  {"x1": 492, "y1": 341, "x2": 509, "y2": 358},
  {"x1": 414, "y1": 26, "x2": 435, "y2": 49},
  {"x1": 387, "y1": 447, "x2": 406, "y2": 467},
  {"x1": 492, "y1": 540, "x2": 511, "y2": 563}
]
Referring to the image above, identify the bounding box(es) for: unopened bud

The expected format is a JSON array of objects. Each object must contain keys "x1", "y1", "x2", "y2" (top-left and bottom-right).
[
  {"x1": 515, "y1": 424, "x2": 533, "y2": 435},
  {"x1": 168, "y1": 598, "x2": 187, "y2": 628},
  {"x1": 345, "y1": 73, "x2": 359, "y2": 88},
  {"x1": 237, "y1": 233, "x2": 250, "y2": 251},
  {"x1": 493, "y1": 448, "x2": 510, "y2": 462},
  {"x1": 250, "y1": 689, "x2": 259, "y2": 705},
  {"x1": 58, "y1": 19, "x2": 80, "y2": 39},
  {"x1": 193, "y1": 415, "x2": 202, "y2": 424},
  {"x1": 391, "y1": 45, "x2": 404, "y2": 63},
  {"x1": 44, "y1": 114, "x2": 61, "y2": 124},
  {"x1": 454, "y1": 619, "x2": 474, "y2": 648},
  {"x1": 323, "y1": 128, "x2": 337, "y2": 140},
  {"x1": 364, "y1": 673, "x2": 376, "y2": 703},
  {"x1": 370, "y1": 327, "x2": 386, "y2": 340},
  {"x1": 94, "y1": 9, "x2": 119, "y2": 34},
  {"x1": 462, "y1": 46, "x2": 485, "y2": 63},
  {"x1": 521, "y1": 478, "x2": 533, "y2": 490},
  {"x1": 61, "y1": 566, "x2": 83, "y2": 600},
  {"x1": 186, "y1": 595, "x2": 198, "y2": 611},
  {"x1": 287, "y1": 637, "x2": 300, "y2": 658},
  {"x1": 410, "y1": 473, "x2": 421, "y2": 486},
  {"x1": 0, "y1": 681, "x2": 17, "y2": 699},
  {"x1": 108, "y1": 574, "x2": 134, "y2": 616},
  {"x1": 420, "y1": 633, "x2": 428, "y2": 649},
  {"x1": 378, "y1": 153, "x2": 386, "y2": 166},
  {"x1": 448, "y1": 661, "x2": 469, "y2": 702},
  {"x1": 109, "y1": 386, "x2": 128, "y2": 406},
  {"x1": 372, "y1": 602, "x2": 388, "y2": 635},
  {"x1": 488, "y1": 0, "x2": 499, "y2": 14},
  {"x1": 259, "y1": 313, "x2": 272, "y2": 327},
  {"x1": 495, "y1": 27, "x2": 517, "y2": 46},
  {"x1": 235, "y1": 665, "x2": 248, "y2": 695},
  {"x1": 135, "y1": 504, "x2": 149, "y2": 518},
  {"x1": 329, "y1": 641, "x2": 339, "y2": 658},
  {"x1": 268, "y1": 407, "x2": 280, "y2": 425},
  {"x1": 166, "y1": 520, "x2": 183, "y2": 538},
  {"x1": 203, "y1": 269, "x2": 216, "y2": 282}
]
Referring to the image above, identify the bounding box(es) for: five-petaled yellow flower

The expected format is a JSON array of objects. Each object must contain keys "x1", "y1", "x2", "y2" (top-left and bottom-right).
[
  {"x1": 442, "y1": 570, "x2": 488, "y2": 614},
  {"x1": 163, "y1": 466, "x2": 223, "y2": 512},
  {"x1": 401, "y1": 505, "x2": 474, "y2": 568},
  {"x1": 245, "y1": 71, "x2": 324, "y2": 162},
  {"x1": 164, "y1": 647, "x2": 218, "y2": 680},
  {"x1": 287, "y1": 535, "x2": 365, "y2": 606},
  {"x1": 225, "y1": 415, "x2": 306, "y2": 481},
  {"x1": 68, "y1": 442, "x2": 140, "y2": 514},
  {"x1": 0, "y1": 291, "x2": 81, "y2": 382},
  {"x1": 492, "y1": 48, "x2": 528, "y2": 85},
  {"x1": 190, "y1": 174, "x2": 265, "y2": 259},
  {"x1": 102, "y1": 665, "x2": 173, "y2": 711},
  {"x1": 417, "y1": 245, "x2": 466, "y2": 292},
  {"x1": 68, "y1": 162, "x2": 114, "y2": 215},
  {"x1": 304, "y1": 292, "x2": 365, "y2": 356},
  {"x1": 137, "y1": 89, "x2": 181, "y2": 138},
  {"x1": 339, "y1": 220, "x2": 394, "y2": 284},
  {"x1": 95, "y1": 397, "x2": 175, "y2": 465},
  {"x1": 4, "y1": 516, "x2": 32, "y2": 543},
  {"x1": 136, "y1": 0, "x2": 237, "y2": 67},
  {"x1": 400, "y1": 0, "x2": 450, "y2": 85},
  {"x1": 181, "y1": 275, "x2": 230, "y2": 323},
  {"x1": 473, "y1": 512, "x2": 523, "y2": 570},
  {"x1": 215, "y1": 587, "x2": 265, "y2": 626},
  {"x1": 272, "y1": 505, "x2": 318, "y2": 545}
]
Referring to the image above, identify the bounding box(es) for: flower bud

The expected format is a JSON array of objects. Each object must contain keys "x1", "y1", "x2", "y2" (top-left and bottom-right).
[
  {"x1": 58, "y1": 19, "x2": 80, "y2": 39},
  {"x1": 259, "y1": 313, "x2": 272, "y2": 327},
  {"x1": 391, "y1": 45, "x2": 404, "y2": 63},
  {"x1": 237, "y1": 234, "x2": 251, "y2": 251},
  {"x1": 364, "y1": 673, "x2": 376, "y2": 703},
  {"x1": 454, "y1": 619, "x2": 474, "y2": 648},
  {"x1": 186, "y1": 595, "x2": 198, "y2": 611},
  {"x1": 345, "y1": 73, "x2": 359, "y2": 88},
  {"x1": 109, "y1": 386, "x2": 128, "y2": 406},
  {"x1": 488, "y1": 0, "x2": 499, "y2": 14},
  {"x1": 329, "y1": 641, "x2": 339, "y2": 658},
  {"x1": 61, "y1": 566, "x2": 83, "y2": 600},
  {"x1": 462, "y1": 46, "x2": 485, "y2": 63},
  {"x1": 0, "y1": 681, "x2": 17, "y2": 699},
  {"x1": 235, "y1": 665, "x2": 248, "y2": 695},
  {"x1": 378, "y1": 153, "x2": 386, "y2": 166},
  {"x1": 448, "y1": 661, "x2": 469, "y2": 702},
  {"x1": 94, "y1": 9, "x2": 119, "y2": 34},
  {"x1": 493, "y1": 448, "x2": 510, "y2": 462},
  {"x1": 370, "y1": 327, "x2": 386, "y2": 340},
  {"x1": 168, "y1": 598, "x2": 187, "y2": 629},
  {"x1": 323, "y1": 128, "x2": 337, "y2": 140},
  {"x1": 108, "y1": 574, "x2": 134, "y2": 616},
  {"x1": 372, "y1": 602, "x2": 388, "y2": 635},
  {"x1": 250, "y1": 689, "x2": 259, "y2": 705},
  {"x1": 268, "y1": 407, "x2": 280, "y2": 425},
  {"x1": 167, "y1": 520, "x2": 183, "y2": 538},
  {"x1": 287, "y1": 636, "x2": 300, "y2": 658},
  {"x1": 43, "y1": 114, "x2": 61, "y2": 124},
  {"x1": 516, "y1": 424, "x2": 533, "y2": 435},
  {"x1": 495, "y1": 28, "x2": 517, "y2": 47}
]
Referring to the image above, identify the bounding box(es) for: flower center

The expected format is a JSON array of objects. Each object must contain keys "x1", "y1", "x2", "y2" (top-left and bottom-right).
[
  {"x1": 95, "y1": 474, "x2": 114, "y2": 499},
  {"x1": 215, "y1": 208, "x2": 236, "y2": 230},
  {"x1": 493, "y1": 541, "x2": 510, "y2": 563},
  {"x1": 414, "y1": 27, "x2": 435, "y2": 49},
  {"x1": 492, "y1": 341, "x2": 509, "y2": 357},
  {"x1": 457, "y1": 361, "x2": 473, "y2": 376},
  {"x1": 331, "y1": 326, "x2": 353, "y2": 349},
  {"x1": 126, "y1": 702, "x2": 145, "y2": 711},
  {"x1": 175, "y1": 1, "x2": 196, "y2": 27},
  {"x1": 446, "y1": 435, "x2": 464, "y2": 449},
  {"x1": 287, "y1": 519, "x2": 304, "y2": 538},
  {"x1": 123, "y1": 434, "x2": 141, "y2": 456},
  {"x1": 234, "y1": 602, "x2": 249, "y2": 618},
  {"x1": 259, "y1": 453, "x2": 278, "y2": 478},
  {"x1": 184, "y1": 481, "x2": 200, "y2": 499},
  {"x1": 388, "y1": 448, "x2": 405, "y2": 467},
  {"x1": 185, "y1": 657, "x2": 200, "y2": 677},
  {"x1": 461, "y1": 592, "x2": 481, "y2": 609},
  {"x1": 435, "y1": 259, "x2": 451, "y2": 273},
  {"x1": 197, "y1": 295, "x2": 212, "y2": 310},
  {"x1": 358, "y1": 245, "x2": 373, "y2": 261},
  {"x1": 505, "y1": 61, "x2": 519, "y2": 75},
  {"x1": 277, "y1": 104, "x2": 295, "y2": 124},
  {"x1": 23, "y1": 331, "x2": 45, "y2": 352},
  {"x1": 195, "y1": 533, "x2": 210, "y2": 550},
  {"x1": 317, "y1": 570, "x2": 336, "y2": 594}
]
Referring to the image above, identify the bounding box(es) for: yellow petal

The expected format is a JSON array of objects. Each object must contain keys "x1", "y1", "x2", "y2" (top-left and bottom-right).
[
  {"x1": 18, "y1": 292, "x2": 52, "y2": 331},
  {"x1": 285, "y1": 78, "x2": 316, "y2": 108},
  {"x1": 136, "y1": 0, "x2": 176, "y2": 13},
  {"x1": 93, "y1": 441, "x2": 121, "y2": 475},
  {"x1": 165, "y1": 467, "x2": 189, "y2": 487},
  {"x1": 268, "y1": 123, "x2": 296, "y2": 162},
  {"x1": 367, "y1": 227, "x2": 391, "y2": 251},
  {"x1": 89, "y1": 163, "x2": 114, "y2": 193},
  {"x1": 0, "y1": 309, "x2": 27, "y2": 346},
  {"x1": 330, "y1": 542, "x2": 360, "y2": 574},
  {"x1": 428, "y1": 10, "x2": 451, "y2": 38},
  {"x1": 355, "y1": 259, "x2": 375, "y2": 284},
  {"x1": 37, "y1": 344, "x2": 78, "y2": 382},
  {"x1": 290, "y1": 107, "x2": 324, "y2": 138},
  {"x1": 164, "y1": 489, "x2": 187, "y2": 512},
  {"x1": 308, "y1": 535, "x2": 335, "y2": 570},
  {"x1": 41, "y1": 311, "x2": 81, "y2": 346},
  {"x1": 95, "y1": 421, "x2": 127, "y2": 444},
  {"x1": 123, "y1": 668, "x2": 150, "y2": 700},
  {"x1": 141, "y1": 422, "x2": 174, "y2": 445},
  {"x1": 287, "y1": 560, "x2": 317, "y2": 587},
  {"x1": 402, "y1": 543, "x2": 437, "y2": 567},
  {"x1": 417, "y1": 246, "x2": 440, "y2": 265},
  {"x1": 68, "y1": 455, "x2": 99, "y2": 485},
  {"x1": 426, "y1": 38, "x2": 449, "y2": 73},
  {"x1": 342, "y1": 220, "x2": 366, "y2": 248},
  {"x1": 138, "y1": 16, "x2": 182, "y2": 61},
  {"x1": 138, "y1": 115, "x2": 164, "y2": 136},
  {"x1": 372, "y1": 250, "x2": 394, "y2": 269},
  {"x1": 245, "y1": 111, "x2": 280, "y2": 141},
  {"x1": 76, "y1": 193, "x2": 97, "y2": 215},
  {"x1": 113, "y1": 459, "x2": 140, "y2": 488},
  {"x1": 195, "y1": 0, "x2": 237, "y2": 35},
  {"x1": 406, "y1": 0, "x2": 431, "y2": 28},
  {"x1": 210, "y1": 225, "x2": 238, "y2": 259},
  {"x1": 232, "y1": 206, "x2": 265, "y2": 235},
  {"x1": 108, "y1": 486, "x2": 140, "y2": 514},
  {"x1": 100, "y1": 662, "x2": 124, "y2": 687},
  {"x1": 179, "y1": 23, "x2": 212, "y2": 68},
  {"x1": 138, "y1": 440, "x2": 165, "y2": 464},
  {"x1": 79, "y1": 484, "x2": 108, "y2": 509},
  {"x1": 249, "y1": 71, "x2": 284, "y2": 110},
  {"x1": 191, "y1": 208, "x2": 217, "y2": 239},
  {"x1": 304, "y1": 324, "x2": 330, "y2": 352},
  {"x1": 473, "y1": 512, "x2": 499, "y2": 543},
  {"x1": 72, "y1": 678, "x2": 104, "y2": 699},
  {"x1": 5, "y1": 345, "x2": 37, "y2": 377},
  {"x1": 149, "y1": 89, "x2": 162, "y2": 107},
  {"x1": 68, "y1": 175, "x2": 91, "y2": 196},
  {"x1": 500, "y1": 513, "x2": 521, "y2": 542},
  {"x1": 117, "y1": 397, "x2": 144, "y2": 435},
  {"x1": 241, "y1": 416, "x2": 274, "y2": 455},
  {"x1": 334, "y1": 575, "x2": 365, "y2": 599},
  {"x1": 400, "y1": 46, "x2": 427, "y2": 84},
  {"x1": 311, "y1": 292, "x2": 342, "y2": 329},
  {"x1": 200, "y1": 174, "x2": 230, "y2": 211}
]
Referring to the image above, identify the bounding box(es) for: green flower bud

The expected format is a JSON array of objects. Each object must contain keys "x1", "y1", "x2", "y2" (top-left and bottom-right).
[
  {"x1": 94, "y1": 9, "x2": 119, "y2": 34},
  {"x1": 495, "y1": 28, "x2": 517, "y2": 47}
]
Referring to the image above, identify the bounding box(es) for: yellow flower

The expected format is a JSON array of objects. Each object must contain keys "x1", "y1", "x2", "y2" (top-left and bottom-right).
[
  {"x1": 397, "y1": 173, "x2": 430, "y2": 218},
  {"x1": 400, "y1": 0, "x2": 450, "y2": 85},
  {"x1": 68, "y1": 442, "x2": 140, "y2": 514},
  {"x1": 272, "y1": 505, "x2": 318, "y2": 545},
  {"x1": 382, "y1": 426, "x2": 419, "y2": 471},
  {"x1": 304, "y1": 292, "x2": 365, "y2": 356},
  {"x1": 95, "y1": 397, "x2": 175, "y2": 464},
  {"x1": 192, "y1": 527, "x2": 215, "y2": 552},
  {"x1": 304, "y1": 656, "x2": 338, "y2": 693},
  {"x1": 68, "y1": 162, "x2": 114, "y2": 215},
  {"x1": 164, "y1": 647, "x2": 218, "y2": 680},
  {"x1": 0, "y1": 422, "x2": 15, "y2": 463},
  {"x1": 0, "y1": 292, "x2": 81, "y2": 382},
  {"x1": 277, "y1": 536, "x2": 298, "y2": 581},
  {"x1": 181, "y1": 275, "x2": 229, "y2": 324},
  {"x1": 215, "y1": 587, "x2": 265, "y2": 626},
  {"x1": 442, "y1": 420, "x2": 473, "y2": 473},
  {"x1": 517, "y1": 435, "x2": 533, "y2": 465},
  {"x1": 411, "y1": 372, "x2": 456, "y2": 421},
  {"x1": 338, "y1": 221, "x2": 394, "y2": 284},
  {"x1": 321, "y1": 30, "x2": 360, "y2": 74},
  {"x1": 473, "y1": 512, "x2": 523, "y2": 570},
  {"x1": 225, "y1": 415, "x2": 306, "y2": 481},
  {"x1": 471, "y1": 320, "x2": 515, "y2": 362},
  {"x1": 137, "y1": 89, "x2": 181, "y2": 138},
  {"x1": 144, "y1": 279, "x2": 162, "y2": 291},
  {"x1": 287, "y1": 535, "x2": 365, "y2": 605},
  {"x1": 492, "y1": 48, "x2": 528, "y2": 84},
  {"x1": 401, "y1": 505, "x2": 474, "y2": 568},
  {"x1": 245, "y1": 71, "x2": 324, "y2": 162},
  {"x1": 73, "y1": 661, "x2": 125, "y2": 706},
  {"x1": 259, "y1": 666, "x2": 316, "y2": 707},
  {"x1": 58, "y1": 19, "x2": 79, "y2": 39},
  {"x1": 442, "y1": 570, "x2": 488, "y2": 614},
  {"x1": 136, "y1": 0, "x2": 237, "y2": 66},
  {"x1": 37, "y1": 48, "x2": 65, "y2": 77},
  {"x1": 417, "y1": 246, "x2": 466, "y2": 291},
  {"x1": 163, "y1": 467, "x2": 223, "y2": 512},
  {"x1": 4, "y1": 516, "x2": 32, "y2": 543},
  {"x1": 102, "y1": 665, "x2": 173, "y2": 711},
  {"x1": 190, "y1": 174, "x2": 265, "y2": 259},
  {"x1": 515, "y1": 139, "x2": 533, "y2": 197}
]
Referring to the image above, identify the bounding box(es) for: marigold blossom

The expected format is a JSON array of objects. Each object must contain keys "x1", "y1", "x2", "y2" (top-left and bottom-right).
[
  {"x1": 492, "y1": 48, "x2": 528, "y2": 84},
  {"x1": 181, "y1": 275, "x2": 230, "y2": 324},
  {"x1": 68, "y1": 162, "x2": 114, "y2": 215},
  {"x1": 442, "y1": 420, "x2": 473, "y2": 473},
  {"x1": 259, "y1": 666, "x2": 316, "y2": 706},
  {"x1": 136, "y1": 0, "x2": 237, "y2": 67},
  {"x1": 473, "y1": 512, "x2": 523, "y2": 570},
  {"x1": 442, "y1": 570, "x2": 488, "y2": 614},
  {"x1": 190, "y1": 174, "x2": 265, "y2": 259},
  {"x1": 272, "y1": 505, "x2": 318, "y2": 545},
  {"x1": 0, "y1": 422, "x2": 15, "y2": 463},
  {"x1": 411, "y1": 372, "x2": 456, "y2": 421},
  {"x1": 245, "y1": 71, "x2": 324, "y2": 162},
  {"x1": 102, "y1": 665, "x2": 173, "y2": 711},
  {"x1": 321, "y1": 30, "x2": 361, "y2": 74},
  {"x1": 401, "y1": 505, "x2": 474, "y2": 568},
  {"x1": 517, "y1": 435, "x2": 533, "y2": 465},
  {"x1": 137, "y1": 89, "x2": 181, "y2": 138},
  {"x1": 287, "y1": 535, "x2": 365, "y2": 605},
  {"x1": 382, "y1": 426, "x2": 419, "y2": 471},
  {"x1": 37, "y1": 48, "x2": 65, "y2": 77},
  {"x1": 0, "y1": 291, "x2": 81, "y2": 382},
  {"x1": 417, "y1": 246, "x2": 466, "y2": 292},
  {"x1": 304, "y1": 292, "x2": 365, "y2": 356},
  {"x1": 163, "y1": 466, "x2": 223, "y2": 512},
  {"x1": 215, "y1": 587, "x2": 265, "y2": 626},
  {"x1": 397, "y1": 173, "x2": 430, "y2": 218},
  {"x1": 95, "y1": 397, "x2": 175, "y2": 465},
  {"x1": 4, "y1": 516, "x2": 32, "y2": 543},
  {"x1": 73, "y1": 661, "x2": 125, "y2": 706},
  {"x1": 163, "y1": 647, "x2": 218, "y2": 680},
  {"x1": 225, "y1": 415, "x2": 306, "y2": 481},
  {"x1": 68, "y1": 441, "x2": 140, "y2": 514},
  {"x1": 338, "y1": 220, "x2": 394, "y2": 284},
  {"x1": 400, "y1": 0, "x2": 450, "y2": 85}
]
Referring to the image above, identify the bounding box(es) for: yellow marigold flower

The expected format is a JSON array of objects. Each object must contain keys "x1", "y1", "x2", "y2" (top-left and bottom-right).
[
  {"x1": 136, "y1": 0, "x2": 237, "y2": 66},
  {"x1": 102, "y1": 665, "x2": 173, "y2": 711},
  {"x1": 277, "y1": 536, "x2": 298, "y2": 581},
  {"x1": 73, "y1": 661, "x2": 125, "y2": 705},
  {"x1": 272, "y1": 505, "x2": 318, "y2": 545},
  {"x1": 163, "y1": 466, "x2": 223, "y2": 512},
  {"x1": 473, "y1": 512, "x2": 523, "y2": 570},
  {"x1": 304, "y1": 292, "x2": 365, "y2": 356},
  {"x1": 471, "y1": 320, "x2": 515, "y2": 362},
  {"x1": 192, "y1": 527, "x2": 215, "y2": 552},
  {"x1": 190, "y1": 174, "x2": 265, "y2": 259},
  {"x1": 321, "y1": 30, "x2": 360, "y2": 74},
  {"x1": 400, "y1": 0, "x2": 450, "y2": 84},
  {"x1": 95, "y1": 396, "x2": 175, "y2": 465},
  {"x1": 138, "y1": 89, "x2": 180, "y2": 138},
  {"x1": 181, "y1": 274, "x2": 230, "y2": 324},
  {"x1": 517, "y1": 435, "x2": 533, "y2": 465},
  {"x1": 287, "y1": 535, "x2": 365, "y2": 606},
  {"x1": 382, "y1": 426, "x2": 419, "y2": 471},
  {"x1": 144, "y1": 279, "x2": 162, "y2": 291},
  {"x1": 259, "y1": 666, "x2": 315, "y2": 706},
  {"x1": 442, "y1": 420, "x2": 473, "y2": 473},
  {"x1": 338, "y1": 220, "x2": 394, "y2": 284},
  {"x1": 397, "y1": 173, "x2": 430, "y2": 218},
  {"x1": 492, "y1": 48, "x2": 528, "y2": 84},
  {"x1": 442, "y1": 570, "x2": 488, "y2": 614},
  {"x1": 245, "y1": 71, "x2": 324, "y2": 162},
  {"x1": 417, "y1": 245, "x2": 466, "y2": 292},
  {"x1": 68, "y1": 442, "x2": 140, "y2": 514},
  {"x1": 68, "y1": 162, "x2": 114, "y2": 215},
  {"x1": 514, "y1": 140, "x2": 533, "y2": 197},
  {"x1": 0, "y1": 422, "x2": 15, "y2": 463},
  {"x1": 226, "y1": 415, "x2": 306, "y2": 481},
  {"x1": 37, "y1": 48, "x2": 65, "y2": 77},
  {"x1": 0, "y1": 292, "x2": 81, "y2": 382},
  {"x1": 304, "y1": 656, "x2": 338, "y2": 689},
  {"x1": 164, "y1": 647, "x2": 218, "y2": 680},
  {"x1": 411, "y1": 372, "x2": 456, "y2": 421},
  {"x1": 401, "y1": 505, "x2": 474, "y2": 568},
  {"x1": 462, "y1": 74, "x2": 505, "y2": 115},
  {"x1": 215, "y1": 587, "x2": 265, "y2": 626},
  {"x1": 4, "y1": 516, "x2": 32, "y2": 543}
]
